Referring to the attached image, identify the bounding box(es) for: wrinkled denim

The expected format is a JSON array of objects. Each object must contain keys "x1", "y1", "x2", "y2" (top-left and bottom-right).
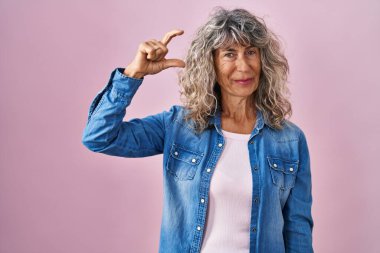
[{"x1": 82, "y1": 68, "x2": 314, "y2": 253}]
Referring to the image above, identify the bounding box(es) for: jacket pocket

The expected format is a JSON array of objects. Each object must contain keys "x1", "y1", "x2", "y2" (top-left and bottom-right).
[
  {"x1": 166, "y1": 143, "x2": 204, "y2": 180},
  {"x1": 267, "y1": 156, "x2": 299, "y2": 190}
]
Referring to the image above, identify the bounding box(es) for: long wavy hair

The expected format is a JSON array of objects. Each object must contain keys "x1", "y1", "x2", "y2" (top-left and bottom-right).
[{"x1": 178, "y1": 7, "x2": 292, "y2": 132}]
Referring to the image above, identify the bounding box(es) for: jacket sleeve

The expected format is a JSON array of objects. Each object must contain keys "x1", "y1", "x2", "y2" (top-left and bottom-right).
[
  {"x1": 283, "y1": 130, "x2": 314, "y2": 252},
  {"x1": 81, "y1": 68, "x2": 174, "y2": 157}
]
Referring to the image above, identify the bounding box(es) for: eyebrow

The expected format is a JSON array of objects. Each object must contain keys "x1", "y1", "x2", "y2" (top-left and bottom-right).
[
  {"x1": 222, "y1": 48, "x2": 237, "y2": 52},
  {"x1": 220, "y1": 46, "x2": 257, "y2": 52}
]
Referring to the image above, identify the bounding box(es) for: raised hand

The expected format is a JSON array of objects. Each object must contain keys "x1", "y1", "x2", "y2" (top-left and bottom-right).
[{"x1": 123, "y1": 29, "x2": 185, "y2": 79}]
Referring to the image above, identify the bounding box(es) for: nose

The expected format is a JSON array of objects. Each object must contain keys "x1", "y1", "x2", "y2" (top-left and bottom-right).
[{"x1": 235, "y1": 55, "x2": 250, "y2": 72}]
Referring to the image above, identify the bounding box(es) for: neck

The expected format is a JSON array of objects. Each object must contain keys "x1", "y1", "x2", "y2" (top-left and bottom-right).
[
  {"x1": 221, "y1": 94, "x2": 256, "y2": 122},
  {"x1": 219, "y1": 94, "x2": 257, "y2": 134}
]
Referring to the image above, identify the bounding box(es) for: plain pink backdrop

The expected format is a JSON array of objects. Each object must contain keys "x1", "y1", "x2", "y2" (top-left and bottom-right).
[{"x1": 1, "y1": 0, "x2": 379, "y2": 252}]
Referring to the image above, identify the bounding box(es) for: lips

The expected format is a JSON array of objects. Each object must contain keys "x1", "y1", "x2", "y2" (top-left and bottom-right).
[{"x1": 234, "y1": 78, "x2": 253, "y2": 85}]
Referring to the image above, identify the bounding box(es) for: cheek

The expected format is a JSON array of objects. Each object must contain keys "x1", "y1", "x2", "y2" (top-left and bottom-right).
[
  {"x1": 257, "y1": 59, "x2": 262, "y2": 71},
  {"x1": 219, "y1": 64, "x2": 233, "y2": 78},
  {"x1": 215, "y1": 69, "x2": 223, "y2": 82},
  {"x1": 253, "y1": 63, "x2": 261, "y2": 77}
]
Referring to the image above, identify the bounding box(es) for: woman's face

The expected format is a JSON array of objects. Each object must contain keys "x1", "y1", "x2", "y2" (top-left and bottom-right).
[{"x1": 213, "y1": 43, "x2": 261, "y2": 100}]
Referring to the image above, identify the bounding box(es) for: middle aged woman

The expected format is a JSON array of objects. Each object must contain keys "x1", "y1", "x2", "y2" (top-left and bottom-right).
[{"x1": 82, "y1": 7, "x2": 314, "y2": 253}]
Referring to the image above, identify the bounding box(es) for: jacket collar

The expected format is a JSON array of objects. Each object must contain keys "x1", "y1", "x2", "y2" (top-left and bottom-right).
[{"x1": 208, "y1": 105, "x2": 266, "y2": 135}]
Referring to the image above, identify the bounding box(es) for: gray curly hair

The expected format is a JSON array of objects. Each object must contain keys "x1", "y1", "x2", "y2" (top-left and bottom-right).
[{"x1": 178, "y1": 7, "x2": 292, "y2": 132}]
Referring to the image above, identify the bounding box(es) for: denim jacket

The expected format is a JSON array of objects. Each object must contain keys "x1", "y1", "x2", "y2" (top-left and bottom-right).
[{"x1": 82, "y1": 68, "x2": 314, "y2": 253}]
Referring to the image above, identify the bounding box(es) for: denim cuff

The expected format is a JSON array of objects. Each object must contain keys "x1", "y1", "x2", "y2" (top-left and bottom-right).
[{"x1": 110, "y1": 68, "x2": 144, "y2": 102}]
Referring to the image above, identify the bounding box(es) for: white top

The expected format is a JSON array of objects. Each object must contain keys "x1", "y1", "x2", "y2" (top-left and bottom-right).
[{"x1": 200, "y1": 129, "x2": 252, "y2": 253}]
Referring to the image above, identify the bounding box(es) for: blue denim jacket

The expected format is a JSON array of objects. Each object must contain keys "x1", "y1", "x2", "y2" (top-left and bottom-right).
[{"x1": 82, "y1": 68, "x2": 314, "y2": 253}]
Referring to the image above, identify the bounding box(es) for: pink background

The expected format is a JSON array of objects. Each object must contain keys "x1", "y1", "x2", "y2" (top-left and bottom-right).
[{"x1": 1, "y1": 0, "x2": 379, "y2": 252}]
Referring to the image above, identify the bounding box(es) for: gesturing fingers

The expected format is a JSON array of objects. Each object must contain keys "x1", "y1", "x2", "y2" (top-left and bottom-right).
[
  {"x1": 130, "y1": 29, "x2": 185, "y2": 76},
  {"x1": 162, "y1": 58, "x2": 186, "y2": 70},
  {"x1": 140, "y1": 40, "x2": 166, "y2": 61},
  {"x1": 151, "y1": 40, "x2": 168, "y2": 61},
  {"x1": 139, "y1": 30, "x2": 183, "y2": 61},
  {"x1": 144, "y1": 41, "x2": 156, "y2": 60},
  {"x1": 161, "y1": 29, "x2": 184, "y2": 46}
]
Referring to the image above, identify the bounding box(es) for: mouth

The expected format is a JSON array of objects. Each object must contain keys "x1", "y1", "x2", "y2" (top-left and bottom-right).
[{"x1": 234, "y1": 78, "x2": 254, "y2": 85}]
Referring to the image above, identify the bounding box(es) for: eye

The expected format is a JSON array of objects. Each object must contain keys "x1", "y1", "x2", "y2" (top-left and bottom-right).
[
  {"x1": 224, "y1": 53, "x2": 235, "y2": 58},
  {"x1": 247, "y1": 50, "x2": 256, "y2": 56}
]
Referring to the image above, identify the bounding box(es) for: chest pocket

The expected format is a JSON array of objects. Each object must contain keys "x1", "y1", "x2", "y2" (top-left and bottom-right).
[
  {"x1": 267, "y1": 156, "x2": 299, "y2": 190},
  {"x1": 166, "y1": 143, "x2": 204, "y2": 181}
]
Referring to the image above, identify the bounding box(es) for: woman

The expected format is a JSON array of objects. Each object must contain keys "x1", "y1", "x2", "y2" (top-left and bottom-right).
[{"x1": 82, "y1": 8, "x2": 313, "y2": 253}]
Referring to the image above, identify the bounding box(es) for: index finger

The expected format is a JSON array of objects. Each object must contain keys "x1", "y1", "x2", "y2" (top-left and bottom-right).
[{"x1": 161, "y1": 29, "x2": 184, "y2": 46}]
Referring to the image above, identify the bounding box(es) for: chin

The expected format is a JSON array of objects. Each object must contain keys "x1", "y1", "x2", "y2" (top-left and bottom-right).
[{"x1": 232, "y1": 90, "x2": 256, "y2": 98}]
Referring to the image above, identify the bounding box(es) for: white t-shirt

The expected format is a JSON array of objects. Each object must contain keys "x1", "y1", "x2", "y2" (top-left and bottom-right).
[{"x1": 200, "y1": 129, "x2": 252, "y2": 253}]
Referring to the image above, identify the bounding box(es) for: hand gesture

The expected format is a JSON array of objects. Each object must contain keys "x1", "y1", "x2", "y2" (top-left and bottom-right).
[{"x1": 123, "y1": 29, "x2": 185, "y2": 79}]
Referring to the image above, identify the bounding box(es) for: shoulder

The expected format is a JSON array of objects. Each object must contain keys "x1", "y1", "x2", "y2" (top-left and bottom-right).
[
  {"x1": 265, "y1": 119, "x2": 306, "y2": 142},
  {"x1": 164, "y1": 105, "x2": 187, "y2": 120},
  {"x1": 162, "y1": 105, "x2": 191, "y2": 125},
  {"x1": 283, "y1": 119, "x2": 305, "y2": 136},
  {"x1": 163, "y1": 105, "x2": 202, "y2": 134}
]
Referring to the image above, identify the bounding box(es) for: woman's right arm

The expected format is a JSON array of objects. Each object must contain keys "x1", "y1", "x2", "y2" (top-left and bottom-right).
[
  {"x1": 82, "y1": 68, "x2": 168, "y2": 157},
  {"x1": 81, "y1": 30, "x2": 185, "y2": 157}
]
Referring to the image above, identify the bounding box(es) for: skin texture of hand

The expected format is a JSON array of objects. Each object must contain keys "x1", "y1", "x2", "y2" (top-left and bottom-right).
[{"x1": 123, "y1": 29, "x2": 186, "y2": 79}]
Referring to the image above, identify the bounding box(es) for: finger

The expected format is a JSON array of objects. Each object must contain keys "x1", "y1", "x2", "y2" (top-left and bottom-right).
[
  {"x1": 162, "y1": 59, "x2": 186, "y2": 70},
  {"x1": 137, "y1": 42, "x2": 155, "y2": 61},
  {"x1": 152, "y1": 41, "x2": 168, "y2": 61},
  {"x1": 148, "y1": 40, "x2": 167, "y2": 61},
  {"x1": 145, "y1": 41, "x2": 159, "y2": 60},
  {"x1": 161, "y1": 29, "x2": 184, "y2": 46}
]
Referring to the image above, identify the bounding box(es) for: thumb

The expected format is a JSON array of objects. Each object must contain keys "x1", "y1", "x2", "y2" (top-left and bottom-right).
[{"x1": 162, "y1": 59, "x2": 186, "y2": 70}]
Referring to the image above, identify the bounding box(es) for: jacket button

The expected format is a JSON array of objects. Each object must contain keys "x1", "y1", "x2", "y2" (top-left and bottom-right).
[
  {"x1": 200, "y1": 198, "x2": 205, "y2": 203},
  {"x1": 289, "y1": 167, "x2": 294, "y2": 172},
  {"x1": 191, "y1": 158, "x2": 197, "y2": 163},
  {"x1": 174, "y1": 151, "x2": 179, "y2": 156},
  {"x1": 249, "y1": 140, "x2": 254, "y2": 144},
  {"x1": 273, "y1": 163, "x2": 278, "y2": 168},
  {"x1": 252, "y1": 227, "x2": 257, "y2": 232},
  {"x1": 254, "y1": 197, "x2": 259, "y2": 204},
  {"x1": 197, "y1": 226, "x2": 201, "y2": 231},
  {"x1": 206, "y1": 168, "x2": 211, "y2": 173},
  {"x1": 218, "y1": 143, "x2": 223, "y2": 147}
]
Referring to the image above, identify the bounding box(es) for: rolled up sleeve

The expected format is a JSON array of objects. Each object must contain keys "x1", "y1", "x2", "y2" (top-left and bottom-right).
[{"x1": 82, "y1": 68, "x2": 173, "y2": 157}]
